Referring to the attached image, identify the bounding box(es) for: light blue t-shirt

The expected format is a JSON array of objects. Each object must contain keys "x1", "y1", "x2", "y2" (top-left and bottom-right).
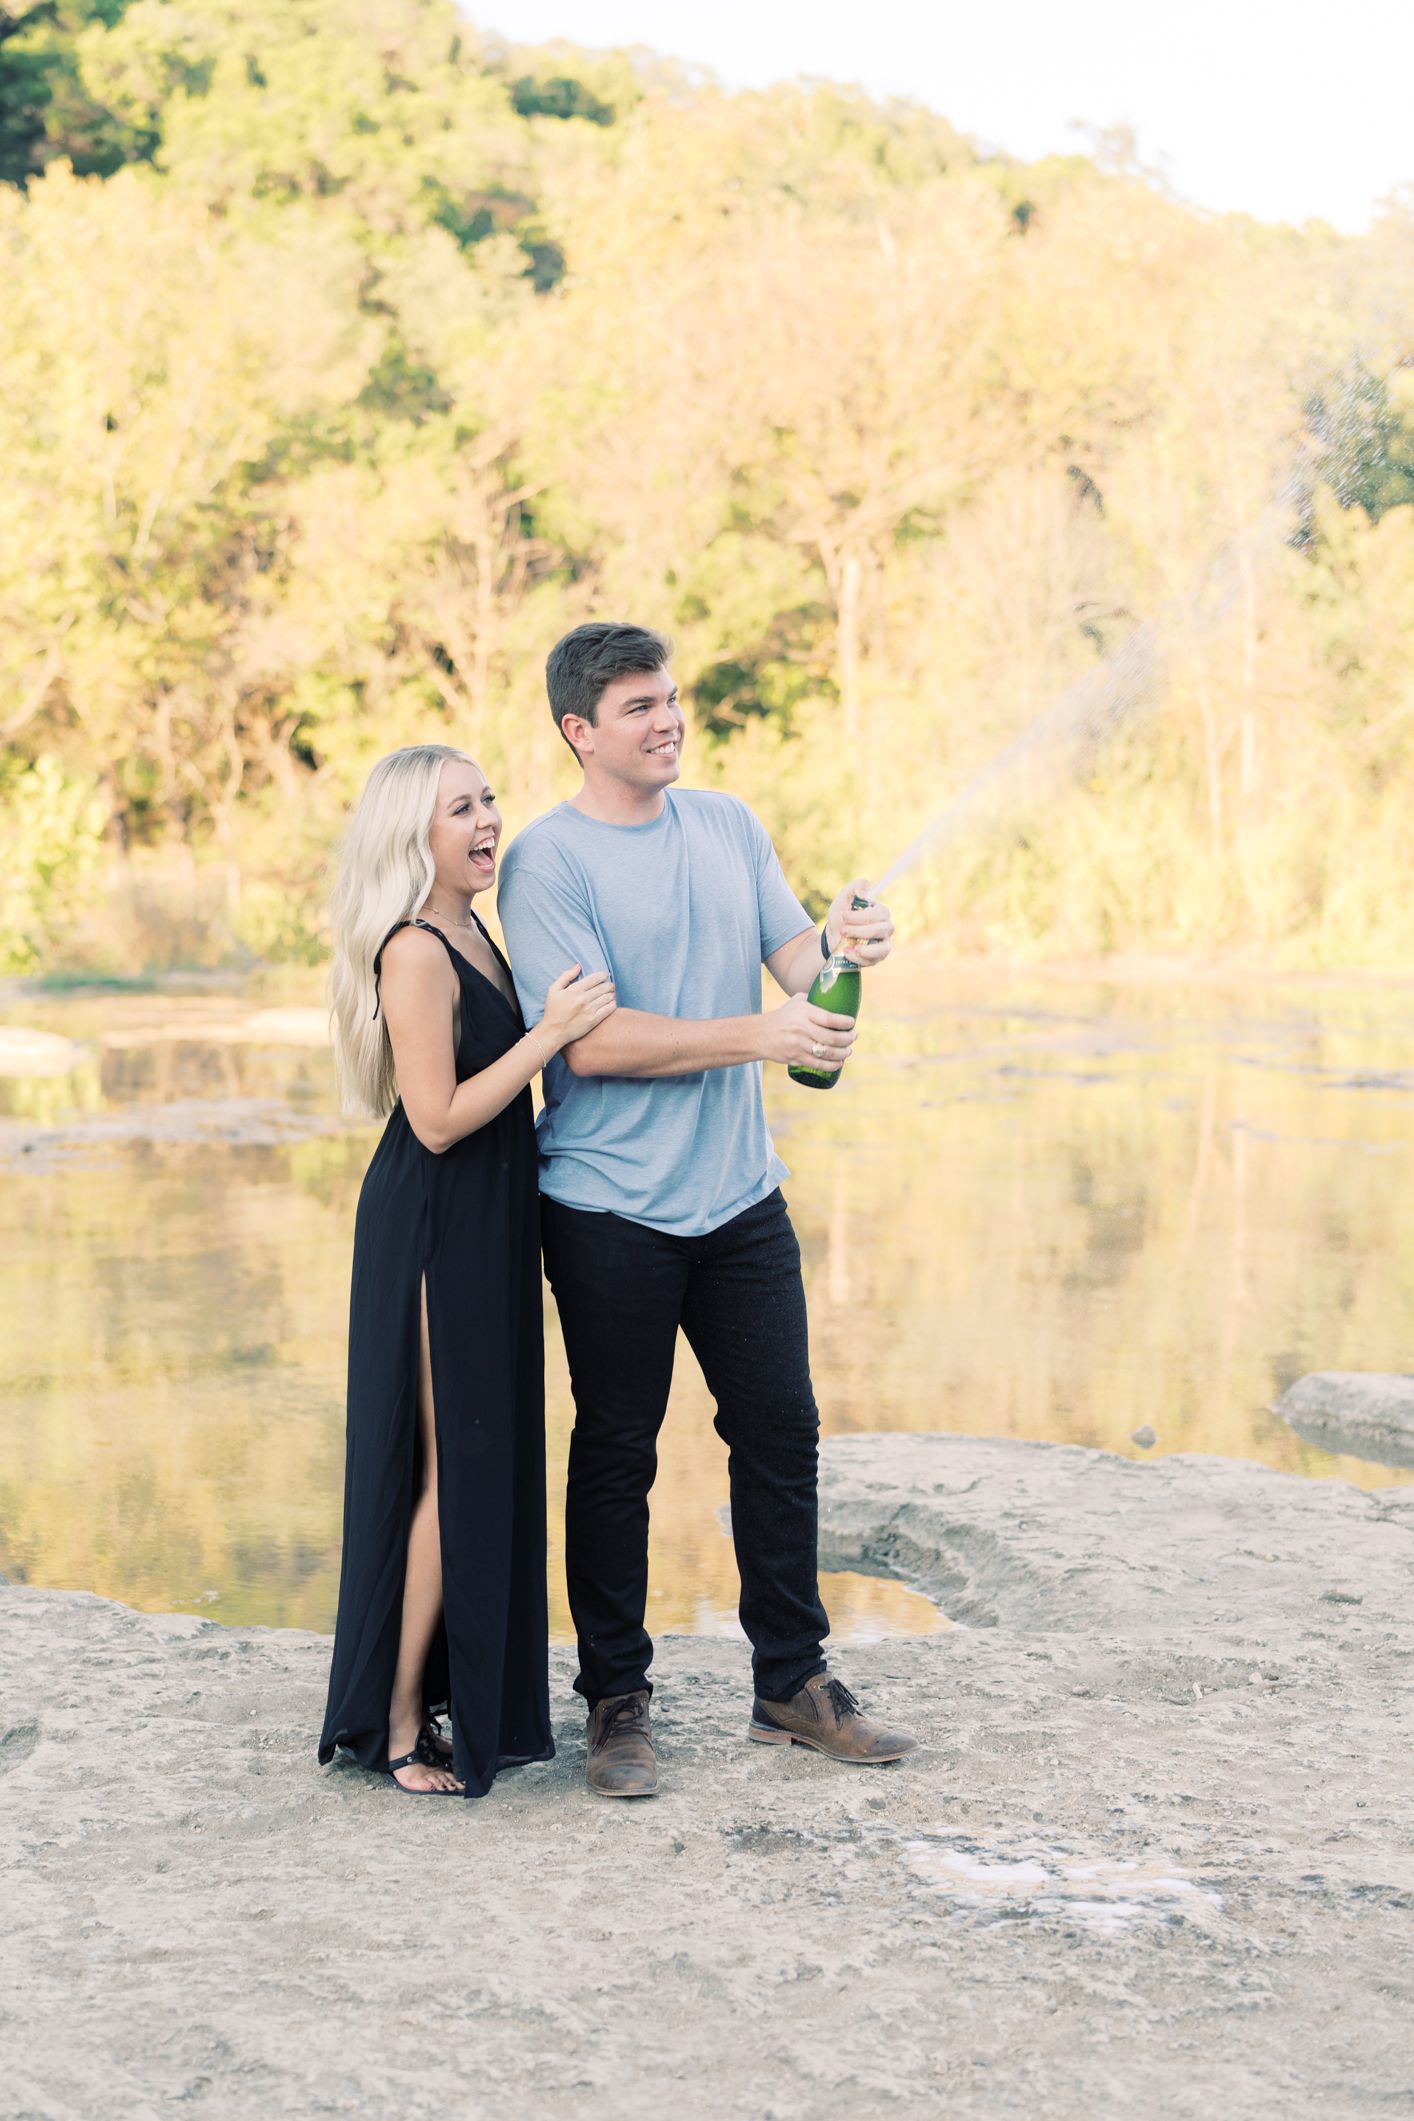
[{"x1": 496, "y1": 789, "x2": 813, "y2": 1236}]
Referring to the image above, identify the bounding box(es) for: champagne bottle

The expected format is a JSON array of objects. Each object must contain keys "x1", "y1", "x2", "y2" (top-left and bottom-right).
[{"x1": 788, "y1": 896, "x2": 871, "y2": 1091}]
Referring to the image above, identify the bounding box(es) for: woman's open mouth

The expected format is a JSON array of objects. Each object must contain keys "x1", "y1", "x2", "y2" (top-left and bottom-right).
[{"x1": 469, "y1": 836, "x2": 497, "y2": 874}]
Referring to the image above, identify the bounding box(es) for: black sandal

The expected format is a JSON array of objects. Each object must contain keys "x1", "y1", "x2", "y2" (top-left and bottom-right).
[{"x1": 384, "y1": 1745, "x2": 461, "y2": 1794}]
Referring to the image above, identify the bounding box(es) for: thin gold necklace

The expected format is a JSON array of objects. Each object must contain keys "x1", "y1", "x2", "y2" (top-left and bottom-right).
[{"x1": 421, "y1": 903, "x2": 476, "y2": 930}]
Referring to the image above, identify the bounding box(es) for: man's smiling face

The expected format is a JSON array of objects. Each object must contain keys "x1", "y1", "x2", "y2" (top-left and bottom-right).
[{"x1": 570, "y1": 665, "x2": 685, "y2": 796}]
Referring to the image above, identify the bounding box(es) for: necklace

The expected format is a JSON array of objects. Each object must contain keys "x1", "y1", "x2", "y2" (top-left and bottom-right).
[{"x1": 421, "y1": 903, "x2": 476, "y2": 930}]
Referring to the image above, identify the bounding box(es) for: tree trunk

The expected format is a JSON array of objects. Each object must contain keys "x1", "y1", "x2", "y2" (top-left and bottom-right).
[
  {"x1": 838, "y1": 554, "x2": 861, "y2": 741},
  {"x1": 1195, "y1": 657, "x2": 1224, "y2": 840},
  {"x1": 1238, "y1": 555, "x2": 1259, "y2": 804}
]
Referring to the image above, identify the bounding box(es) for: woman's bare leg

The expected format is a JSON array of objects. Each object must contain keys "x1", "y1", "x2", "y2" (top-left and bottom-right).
[{"x1": 386, "y1": 1278, "x2": 461, "y2": 1792}]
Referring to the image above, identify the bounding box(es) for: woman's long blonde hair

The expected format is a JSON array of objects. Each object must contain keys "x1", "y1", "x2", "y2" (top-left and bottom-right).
[{"x1": 328, "y1": 744, "x2": 475, "y2": 1117}]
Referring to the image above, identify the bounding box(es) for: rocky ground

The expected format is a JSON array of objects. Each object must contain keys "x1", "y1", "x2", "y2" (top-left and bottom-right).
[{"x1": 3, "y1": 1434, "x2": 1413, "y2": 2120}]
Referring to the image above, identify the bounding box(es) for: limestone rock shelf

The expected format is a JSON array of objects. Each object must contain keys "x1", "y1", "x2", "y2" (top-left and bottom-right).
[
  {"x1": 817, "y1": 1430, "x2": 1414, "y2": 1625},
  {"x1": 3, "y1": 1435, "x2": 1412, "y2": 2119}
]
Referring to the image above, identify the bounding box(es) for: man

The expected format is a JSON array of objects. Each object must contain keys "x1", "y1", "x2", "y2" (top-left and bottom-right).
[{"x1": 497, "y1": 621, "x2": 917, "y2": 1796}]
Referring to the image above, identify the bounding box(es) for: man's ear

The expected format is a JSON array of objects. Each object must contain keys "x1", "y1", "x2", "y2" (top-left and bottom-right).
[{"x1": 561, "y1": 714, "x2": 594, "y2": 760}]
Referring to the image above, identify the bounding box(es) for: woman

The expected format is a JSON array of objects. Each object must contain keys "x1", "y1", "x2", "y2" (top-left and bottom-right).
[{"x1": 318, "y1": 744, "x2": 615, "y2": 1796}]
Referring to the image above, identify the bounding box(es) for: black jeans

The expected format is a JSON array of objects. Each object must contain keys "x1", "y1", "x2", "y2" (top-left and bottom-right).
[{"x1": 541, "y1": 1187, "x2": 829, "y2": 1708}]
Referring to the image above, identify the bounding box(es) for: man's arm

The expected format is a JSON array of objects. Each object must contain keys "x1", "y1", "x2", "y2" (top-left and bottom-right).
[
  {"x1": 561, "y1": 993, "x2": 855, "y2": 1078},
  {"x1": 565, "y1": 882, "x2": 896, "y2": 1079}
]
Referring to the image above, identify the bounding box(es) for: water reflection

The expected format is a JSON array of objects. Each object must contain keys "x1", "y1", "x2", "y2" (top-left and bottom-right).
[{"x1": 1, "y1": 961, "x2": 1409, "y2": 1637}]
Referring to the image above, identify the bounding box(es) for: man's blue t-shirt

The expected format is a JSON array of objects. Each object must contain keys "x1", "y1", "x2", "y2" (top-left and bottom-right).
[{"x1": 495, "y1": 789, "x2": 813, "y2": 1236}]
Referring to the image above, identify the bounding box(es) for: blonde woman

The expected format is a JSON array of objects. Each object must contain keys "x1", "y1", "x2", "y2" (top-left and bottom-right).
[{"x1": 318, "y1": 745, "x2": 615, "y2": 1796}]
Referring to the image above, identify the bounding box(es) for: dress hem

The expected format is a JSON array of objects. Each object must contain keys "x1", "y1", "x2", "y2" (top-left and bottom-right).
[{"x1": 316, "y1": 1737, "x2": 557, "y2": 1795}]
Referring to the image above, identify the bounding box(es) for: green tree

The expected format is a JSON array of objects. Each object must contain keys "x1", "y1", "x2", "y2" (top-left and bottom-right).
[
  {"x1": 0, "y1": 0, "x2": 147, "y2": 184},
  {"x1": 3, "y1": 4, "x2": 1414, "y2": 970}
]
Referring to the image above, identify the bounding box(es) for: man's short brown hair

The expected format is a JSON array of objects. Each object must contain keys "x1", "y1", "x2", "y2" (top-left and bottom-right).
[{"x1": 546, "y1": 623, "x2": 674, "y2": 747}]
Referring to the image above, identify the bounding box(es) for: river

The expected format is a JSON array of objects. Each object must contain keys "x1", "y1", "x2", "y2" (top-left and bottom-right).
[{"x1": 2, "y1": 955, "x2": 1409, "y2": 1642}]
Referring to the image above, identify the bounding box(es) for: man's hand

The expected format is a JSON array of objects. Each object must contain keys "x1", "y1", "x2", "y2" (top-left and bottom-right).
[
  {"x1": 823, "y1": 879, "x2": 894, "y2": 966},
  {"x1": 758, "y1": 990, "x2": 857, "y2": 1074}
]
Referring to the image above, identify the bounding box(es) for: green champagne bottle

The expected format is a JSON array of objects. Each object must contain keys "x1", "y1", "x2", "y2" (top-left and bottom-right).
[{"x1": 788, "y1": 896, "x2": 871, "y2": 1091}]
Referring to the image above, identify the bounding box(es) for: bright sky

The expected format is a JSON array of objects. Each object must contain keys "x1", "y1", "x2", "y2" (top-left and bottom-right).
[{"x1": 477, "y1": 0, "x2": 1413, "y2": 234}]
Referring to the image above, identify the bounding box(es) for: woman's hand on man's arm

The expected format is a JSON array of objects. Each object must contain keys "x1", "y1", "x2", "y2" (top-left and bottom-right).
[{"x1": 539, "y1": 965, "x2": 617, "y2": 1052}]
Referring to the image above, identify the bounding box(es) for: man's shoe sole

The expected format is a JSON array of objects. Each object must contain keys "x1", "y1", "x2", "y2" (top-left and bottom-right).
[
  {"x1": 747, "y1": 1719, "x2": 914, "y2": 1763},
  {"x1": 586, "y1": 1776, "x2": 658, "y2": 1798}
]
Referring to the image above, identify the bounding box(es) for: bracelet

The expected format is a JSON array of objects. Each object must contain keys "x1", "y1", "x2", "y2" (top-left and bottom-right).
[{"x1": 522, "y1": 1031, "x2": 549, "y2": 1071}]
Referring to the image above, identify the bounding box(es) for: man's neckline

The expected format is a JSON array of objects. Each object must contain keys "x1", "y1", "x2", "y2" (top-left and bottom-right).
[{"x1": 562, "y1": 789, "x2": 674, "y2": 831}]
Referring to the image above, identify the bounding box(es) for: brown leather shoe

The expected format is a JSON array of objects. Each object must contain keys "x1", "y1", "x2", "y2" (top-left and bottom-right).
[
  {"x1": 748, "y1": 1672, "x2": 917, "y2": 1763},
  {"x1": 586, "y1": 1689, "x2": 658, "y2": 1797}
]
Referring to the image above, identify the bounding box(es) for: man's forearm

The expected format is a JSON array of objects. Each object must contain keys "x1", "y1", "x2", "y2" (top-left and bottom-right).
[
  {"x1": 775, "y1": 927, "x2": 827, "y2": 996},
  {"x1": 562, "y1": 1007, "x2": 765, "y2": 1078}
]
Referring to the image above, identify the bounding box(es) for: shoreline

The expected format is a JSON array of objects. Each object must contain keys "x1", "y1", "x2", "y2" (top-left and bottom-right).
[{"x1": 9, "y1": 947, "x2": 1414, "y2": 1011}]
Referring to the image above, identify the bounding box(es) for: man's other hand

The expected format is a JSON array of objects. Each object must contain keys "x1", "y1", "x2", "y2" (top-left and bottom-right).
[
  {"x1": 823, "y1": 879, "x2": 893, "y2": 966},
  {"x1": 759, "y1": 991, "x2": 857, "y2": 1073}
]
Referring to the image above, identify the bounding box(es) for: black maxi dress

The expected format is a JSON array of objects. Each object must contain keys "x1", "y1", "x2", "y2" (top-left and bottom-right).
[{"x1": 318, "y1": 916, "x2": 553, "y2": 1798}]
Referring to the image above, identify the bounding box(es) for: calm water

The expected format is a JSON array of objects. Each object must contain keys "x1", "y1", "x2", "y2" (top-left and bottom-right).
[{"x1": 2, "y1": 959, "x2": 1410, "y2": 1641}]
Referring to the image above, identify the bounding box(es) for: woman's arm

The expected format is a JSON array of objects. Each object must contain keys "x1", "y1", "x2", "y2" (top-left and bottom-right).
[{"x1": 379, "y1": 927, "x2": 615, "y2": 1152}]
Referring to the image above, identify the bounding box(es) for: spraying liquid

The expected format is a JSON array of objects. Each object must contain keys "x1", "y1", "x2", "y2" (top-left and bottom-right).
[
  {"x1": 789, "y1": 895, "x2": 873, "y2": 1090},
  {"x1": 872, "y1": 349, "x2": 1409, "y2": 895},
  {"x1": 783, "y1": 354, "x2": 1403, "y2": 1083},
  {"x1": 873, "y1": 505, "x2": 1290, "y2": 896}
]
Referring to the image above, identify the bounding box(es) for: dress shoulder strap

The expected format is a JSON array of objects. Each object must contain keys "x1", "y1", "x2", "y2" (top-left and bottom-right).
[
  {"x1": 469, "y1": 907, "x2": 515, "y2": 984},
  {"x1": 371, "y1": 918, "x2": 458, "y2": 1020}
]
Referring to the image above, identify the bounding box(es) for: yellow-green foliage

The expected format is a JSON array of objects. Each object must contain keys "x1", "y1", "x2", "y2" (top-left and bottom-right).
[
  {"x1": 0, "y1": 754, "x2": 107, "y2": 970},
  {"x1": 3, "y1": 0, "x2": 1414, "y2": 966}
]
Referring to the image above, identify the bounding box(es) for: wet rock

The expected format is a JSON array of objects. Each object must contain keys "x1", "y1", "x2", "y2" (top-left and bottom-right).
[
  {"x1": 0, "y1": 1096, "x2": 352, "y2": 1167},
  {"x1": 1128, "y1": 1423, "x2": 1158, "y2": 1449},
  {"x1": 0, "y1": 1026, "x2": 88, "y2": 1077},
  {"x1": 1274, "y1": 1371, "x2": 1414, "y2": 1472}
]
